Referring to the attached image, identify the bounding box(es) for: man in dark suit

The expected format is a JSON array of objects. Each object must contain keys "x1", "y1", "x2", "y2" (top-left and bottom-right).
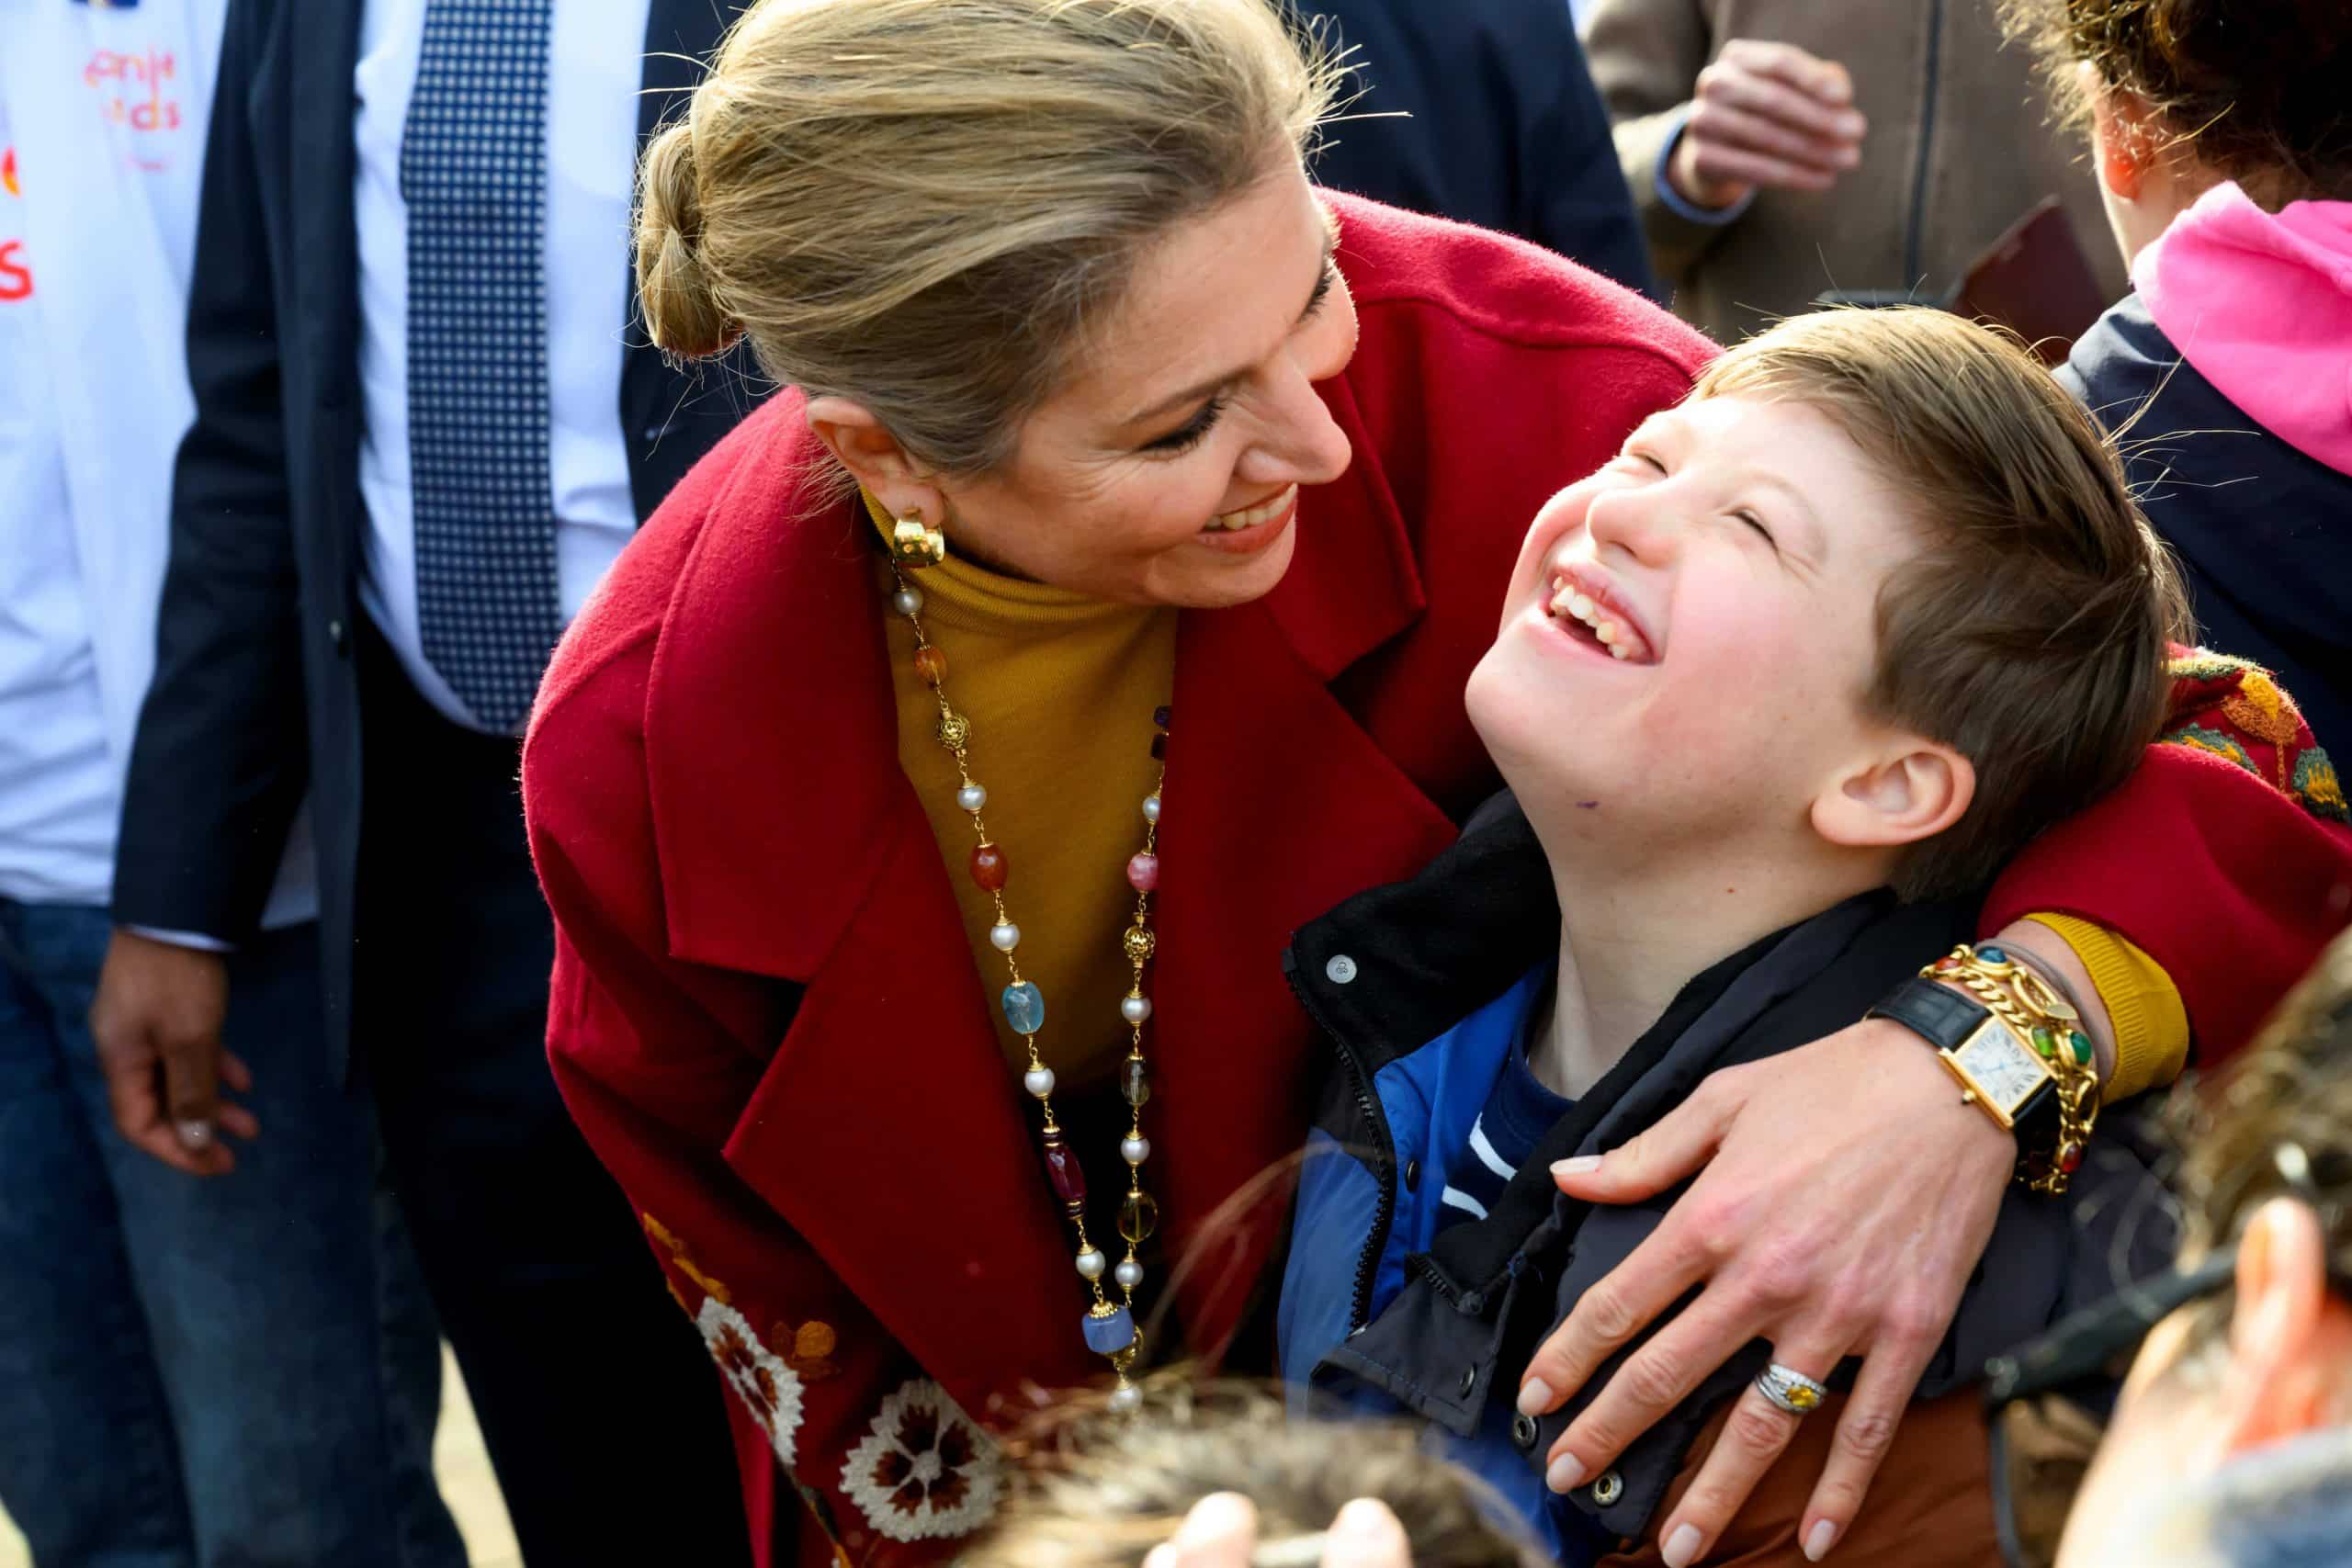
[
  {"x1": 1300, "y1": 0, "x2": 1658, "y2": 297},
  {"x1": 89, "y1": 2, "x2": 759, "y2": 1559}
]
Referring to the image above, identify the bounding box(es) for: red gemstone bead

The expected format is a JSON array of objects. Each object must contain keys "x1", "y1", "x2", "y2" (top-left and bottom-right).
[
  {"x1": 1042, "y1": 1134, "x2": 1087, "y2": 1206},
  {"x1": 2057, "y1": 1142, "x2": 2085, "y2": 1175},
  {"x1": 1126, "y1": 852, "x2": 1159, "y2": 891},
  {"x1": 970, "y1": 843, "x2": 1009, "y2": 891},
  {"x1": 913, "y1": 647, "x2": 947, "y2": 686}
]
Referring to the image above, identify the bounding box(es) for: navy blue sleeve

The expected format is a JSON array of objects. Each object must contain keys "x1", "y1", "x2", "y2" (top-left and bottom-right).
[
  {"x1": 1301, "y1": 0, "x2": 1658, "y2": 299},
  {"x1": 1510, "y1": 6, "x2": 1659, "y2": 299}
]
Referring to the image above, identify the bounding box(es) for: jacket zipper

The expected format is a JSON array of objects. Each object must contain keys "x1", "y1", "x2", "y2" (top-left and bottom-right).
[
  {"x1": 1905, "y1": 0, "x2": 1944, "y2": 291},
  {"x1": 1285, "y1": 966, "x2": 1397, "y2": 1335}
]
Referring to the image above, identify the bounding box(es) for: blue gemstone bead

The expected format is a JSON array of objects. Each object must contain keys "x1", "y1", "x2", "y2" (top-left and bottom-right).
[
  {"x1": 1082, "y1": 1304, "x2": 1136, "y2": 1356},
  {"x1": 1978, "y1": 944, "x2": 2007, "y2": 964},
  {"x1": 1001, "y1": 982, "x2": 1046, "y2": 1035}
]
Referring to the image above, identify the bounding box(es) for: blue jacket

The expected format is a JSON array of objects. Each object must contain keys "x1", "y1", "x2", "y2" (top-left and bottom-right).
[
  {"x1": 2059, "y1": 293, "x2": 2352, "y2": 748},
  {"x1": 1277, "y1": 799, "x2": 2173, "y2": 1556},
  {"x1": 1298, "y1": 0, "x2": 1658, "y2": 299}
]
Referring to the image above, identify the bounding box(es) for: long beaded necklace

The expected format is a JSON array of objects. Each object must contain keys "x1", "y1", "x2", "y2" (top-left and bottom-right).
[{"x1": 887, "y1": 564, "x2": 1166, "y2": 1415}]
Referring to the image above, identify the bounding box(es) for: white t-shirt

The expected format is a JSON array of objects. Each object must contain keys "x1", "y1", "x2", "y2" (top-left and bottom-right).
[{"x1": 0, "y1": 11, "x2": 210, "y2": 906}]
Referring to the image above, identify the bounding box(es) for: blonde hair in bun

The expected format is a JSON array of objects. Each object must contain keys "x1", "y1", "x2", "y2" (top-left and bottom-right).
[
  {"x1": 635, "y1": 119, "x2": 741, "y2": 359},
  {"x1": 630, "y1": 0, "x2": 1340, "y2": 479}
]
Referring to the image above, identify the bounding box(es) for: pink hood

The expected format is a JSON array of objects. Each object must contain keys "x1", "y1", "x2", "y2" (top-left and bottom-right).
[{"x1": 2135, "y1": 182, "x2": 2352, "y2": 476}]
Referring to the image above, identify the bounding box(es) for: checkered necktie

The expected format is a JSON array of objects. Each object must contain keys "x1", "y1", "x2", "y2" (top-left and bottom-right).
[{"x1": 401, "y1": 0, "x2": 561, "y2": 731}]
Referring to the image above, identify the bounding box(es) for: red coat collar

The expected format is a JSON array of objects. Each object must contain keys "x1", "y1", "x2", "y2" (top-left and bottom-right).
[{"x1": 636, "y1": 369, "x2": 1457, "y2": 1409}]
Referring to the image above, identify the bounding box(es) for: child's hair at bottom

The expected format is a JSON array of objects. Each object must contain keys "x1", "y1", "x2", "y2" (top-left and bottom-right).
[{"x1": 963, "y1": 1376, "x2": 1549, "y2": 1567}]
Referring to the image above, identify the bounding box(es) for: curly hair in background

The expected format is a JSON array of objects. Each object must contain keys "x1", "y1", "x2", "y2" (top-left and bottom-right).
[{"x1": 2001, "y1": 0, "x2": 2352, "y2": 203}]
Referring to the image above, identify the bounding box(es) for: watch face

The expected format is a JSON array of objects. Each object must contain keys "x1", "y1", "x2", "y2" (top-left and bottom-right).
[{"x1": 1947, "y1": 1019, "x2": 2053, "y2": 1123}]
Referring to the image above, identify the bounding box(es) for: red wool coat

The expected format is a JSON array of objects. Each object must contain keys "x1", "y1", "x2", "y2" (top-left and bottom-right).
[{"x1": 521, "y1": 195, "x2": 2352, "y2": 1565}]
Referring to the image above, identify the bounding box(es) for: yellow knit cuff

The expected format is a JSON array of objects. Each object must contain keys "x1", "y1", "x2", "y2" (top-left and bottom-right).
[{"x1": 2023, "y1": 914, "x2": 2189, "y2": 1104}]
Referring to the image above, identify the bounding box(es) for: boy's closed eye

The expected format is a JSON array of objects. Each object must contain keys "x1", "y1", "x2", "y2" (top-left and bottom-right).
[{"x1": 1615, "y1": 447, "x2": 1778, "y2": 547}]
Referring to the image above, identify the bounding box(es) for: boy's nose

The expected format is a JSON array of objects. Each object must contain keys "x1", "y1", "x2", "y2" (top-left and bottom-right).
[{"x1": 1582, "y1": 483, "x2": 1677, "y2": 567}]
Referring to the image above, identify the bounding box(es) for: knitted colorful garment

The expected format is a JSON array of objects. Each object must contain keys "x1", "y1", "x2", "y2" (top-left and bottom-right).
[{"x1": 2162, "y1": 648, "x2": 2346, "y2": 825}]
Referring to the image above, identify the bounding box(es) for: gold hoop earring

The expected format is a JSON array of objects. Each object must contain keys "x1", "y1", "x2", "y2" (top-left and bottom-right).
[{"x1": 889, "y1": 510, "x2": 948, "y2": 569}]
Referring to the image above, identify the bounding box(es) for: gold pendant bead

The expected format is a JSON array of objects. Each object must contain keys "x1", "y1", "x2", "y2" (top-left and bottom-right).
[{"x1": 934, "y1": 710, "x2": 971, "y2": 750}]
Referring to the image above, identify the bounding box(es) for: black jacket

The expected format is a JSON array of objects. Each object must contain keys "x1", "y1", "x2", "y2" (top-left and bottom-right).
[
  {"x1": 111, "y1": 0, "x2": 756, "y2": 1061},
  {"x1": 1300, "y1": 0, "x2": 1658, "y2": 299},
  {"x1": 2059, "y1": 293, "x2": 2352, "y2": 749},
  {"x1": 1280, "y1": 796, "x2": 2172, "y2": 1546}
]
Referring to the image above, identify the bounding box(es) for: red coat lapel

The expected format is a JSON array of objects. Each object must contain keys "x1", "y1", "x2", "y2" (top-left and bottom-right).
[{"x1": 639, "y1": 425, "x2": 1085, "y2": 1416}]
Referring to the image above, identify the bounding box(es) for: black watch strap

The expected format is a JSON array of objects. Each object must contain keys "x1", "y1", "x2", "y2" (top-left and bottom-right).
[
  {"x1": 1868, "y1": 977, "x2": 2059, "y2": 1145},
  {"x1": 1868, "y1": 976, "x2": 1991, "y2": 1049}
]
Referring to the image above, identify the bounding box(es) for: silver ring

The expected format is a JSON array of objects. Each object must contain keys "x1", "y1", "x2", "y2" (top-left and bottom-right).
[{"x1": 1755, "y1": 1361, "x2": 1828, "y2": 1416}]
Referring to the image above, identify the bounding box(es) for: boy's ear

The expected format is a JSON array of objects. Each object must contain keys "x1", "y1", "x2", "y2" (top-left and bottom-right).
[
  {"x1": 2080, "y1": 62, "x2": 2158, "y2": 200},
  {"x1": 805, "y1": 395, "x2": 949, "y2": 525},
  {"x1": 1811, "y1": 738, "x2": 1973, "y2": 851}
]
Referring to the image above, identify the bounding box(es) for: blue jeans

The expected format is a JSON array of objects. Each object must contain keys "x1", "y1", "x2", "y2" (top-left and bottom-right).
[{"x1": 0, "y1": 901, "x2": 464, "y2": 1568}]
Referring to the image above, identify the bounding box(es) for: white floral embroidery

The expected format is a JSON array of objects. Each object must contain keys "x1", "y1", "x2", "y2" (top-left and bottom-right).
[
  {"x1": 696, "y1": 1298, "x2": 805, "y2": 1470},
  {"x1": 838, "y1": 1379, "x2": 1002, "y2": 1542}
]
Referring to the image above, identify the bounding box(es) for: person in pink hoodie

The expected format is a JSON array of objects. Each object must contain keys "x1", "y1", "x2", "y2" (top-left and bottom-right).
[{"x1": 2009, "y1": 0, "x2": 2352, "y2": 756}]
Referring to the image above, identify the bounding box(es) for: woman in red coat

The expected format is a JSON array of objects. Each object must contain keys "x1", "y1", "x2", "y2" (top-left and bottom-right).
[{"x1": 521, "y1": 0, "x2": 2352, "y2": 1562}]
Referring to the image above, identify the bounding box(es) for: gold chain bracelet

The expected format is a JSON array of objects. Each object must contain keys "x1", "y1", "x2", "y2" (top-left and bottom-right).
[{"x1": 1926, "y1": 944, "x2": 2101, "y2": 1195}]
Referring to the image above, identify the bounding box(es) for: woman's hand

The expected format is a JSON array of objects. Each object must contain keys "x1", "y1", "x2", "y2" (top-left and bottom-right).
[
  {"x1": 1143, "y1": 1495, "x2": 1412, "y2": 1568},
  {"x1": 1515, "y1": 1018, "x2": 2015, "y2": 1564}
]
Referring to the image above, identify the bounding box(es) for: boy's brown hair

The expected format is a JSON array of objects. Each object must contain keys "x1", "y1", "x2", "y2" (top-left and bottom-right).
[{"x1": 1694, "y1": 308, "x2": 2190, "y2": 901}]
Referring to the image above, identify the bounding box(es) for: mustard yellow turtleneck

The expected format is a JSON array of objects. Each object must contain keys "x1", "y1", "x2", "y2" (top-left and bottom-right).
[{"x1": 866, "y1": 495, "x2": 1180, "y2": 1082}]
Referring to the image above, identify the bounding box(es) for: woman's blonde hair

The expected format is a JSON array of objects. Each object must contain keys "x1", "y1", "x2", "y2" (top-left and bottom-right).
[{"x1": 638, "y1": 0, "x2": 1340, "y2": 478}]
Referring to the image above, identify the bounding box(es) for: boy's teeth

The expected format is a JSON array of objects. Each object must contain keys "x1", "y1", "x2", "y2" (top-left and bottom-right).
[{"x1": 1547, "y1": 577, "x2": 1651, "y2": 662}]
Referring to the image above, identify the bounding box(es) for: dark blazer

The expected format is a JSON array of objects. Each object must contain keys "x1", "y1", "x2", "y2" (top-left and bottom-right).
[
  {"x1": 1300, "y1": 0, "x2": 1658, "y2": 298},
  {"x1": 112, "y1": 0, "x2": 756, "y2": 1063}
]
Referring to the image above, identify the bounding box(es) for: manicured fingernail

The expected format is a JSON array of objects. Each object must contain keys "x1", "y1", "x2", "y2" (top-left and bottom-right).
[
  {"x1": 175, "y1": 1120, "x2": 214, "y2": 1149},
  {"x1": 1805, "y1": 1520, "x2": 1840, "y2": 1561},
  {"x1": 1662, "y1": 1524, "x2": 1704, "y2": 1568},
  {"x1": 1544, "y1": 1453, "x2": 1587, "y2": 1493},
  {"x1": 1517, "y1": 1377, "x2": 1554, "y2": 1417},
  {"x1": 1552, "y1": 1156, "x2": 1602, "y2": 1178}
]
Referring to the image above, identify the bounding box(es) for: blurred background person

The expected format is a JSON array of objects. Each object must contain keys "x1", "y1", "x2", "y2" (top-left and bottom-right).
[
  {"x1": 1584, "y1": 0, "x2": 2130, "y2": 343},
  {"x1": 0, "y1": 3, "x2": 458, "y2": 1564},
  {"x1": 1298, "y1": 0, "x2": 1658, "y2": 295},
  {"x1": 2049, "y1": 927, "x2": 2352, "y2": 1568},
  {"x1": 2024, "y1": 0, "x2": 2351, "y2": 750},
  {"x1": 88, "y1": 0, "x2": 762, "y2": 1560}
]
